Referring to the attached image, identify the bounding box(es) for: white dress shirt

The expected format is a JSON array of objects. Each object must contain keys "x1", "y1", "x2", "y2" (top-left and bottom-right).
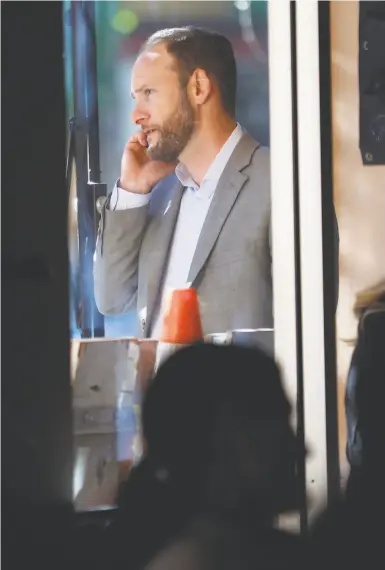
[{"x1": 110, "y1": 124, "x2": 243, "y2": 338}]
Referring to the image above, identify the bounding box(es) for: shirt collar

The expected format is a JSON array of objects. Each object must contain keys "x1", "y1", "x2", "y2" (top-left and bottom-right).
[{"x1": 175, "y1": 123, "x2": 244, "y2": 192}]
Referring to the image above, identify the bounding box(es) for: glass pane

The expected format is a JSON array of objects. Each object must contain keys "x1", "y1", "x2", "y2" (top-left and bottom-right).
[
  {"x1": 64, "y1": 0, "x2": 269, "y2": 342},
  {"x1": 64, "y1": 0, "x2": 277, "y2": 512},
  {"x1": 71, "y1": 338, "x2": 157, "y2": 510}
]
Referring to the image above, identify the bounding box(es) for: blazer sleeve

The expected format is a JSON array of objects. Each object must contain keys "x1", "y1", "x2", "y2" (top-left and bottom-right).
[{"x1": 93, "y1": 193, "x2": 148, "y2": 316}]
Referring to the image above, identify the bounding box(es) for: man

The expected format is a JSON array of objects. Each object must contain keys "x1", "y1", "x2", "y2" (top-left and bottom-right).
[{"x1": 94, "y1": 26, "x2": 272, "y2": 338}]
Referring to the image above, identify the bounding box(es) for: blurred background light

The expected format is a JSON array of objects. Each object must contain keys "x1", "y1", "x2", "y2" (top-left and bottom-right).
[
  {"x1": 234, "y1": 0, "x2": 251, "y2": 12},
  {"x1": 111, "y1": 9, "x2": 139, "y2": 35}
]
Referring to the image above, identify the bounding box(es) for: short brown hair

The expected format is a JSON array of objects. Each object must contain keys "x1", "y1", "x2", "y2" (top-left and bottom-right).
[{"x1": 143, "y1": 26, "x2": 237, "y2": 118}]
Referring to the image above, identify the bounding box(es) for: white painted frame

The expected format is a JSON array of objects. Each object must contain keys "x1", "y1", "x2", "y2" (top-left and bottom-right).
[
  {"x1": 268, "y1": 0, "x2": 301, "y2": 532},
  {"x1": 295, "y1": 0, "x2": 328, "y2": 523},
  {"x1": 269, "y1": 0, "x2": 329, "y2": 527}
]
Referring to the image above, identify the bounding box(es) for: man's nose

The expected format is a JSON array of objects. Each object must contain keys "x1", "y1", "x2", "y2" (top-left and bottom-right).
[{"x1": 131, "y1": 103, "x2": 149, "y2": 126}]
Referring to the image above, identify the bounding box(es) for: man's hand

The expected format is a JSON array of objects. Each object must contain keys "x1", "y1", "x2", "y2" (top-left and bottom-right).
[{"x1": 119, "y1": 131, "x2": 176, "y2": 194}]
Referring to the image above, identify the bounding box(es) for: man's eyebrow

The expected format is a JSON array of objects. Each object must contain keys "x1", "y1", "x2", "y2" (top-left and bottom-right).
[{"x1": 131, "y1": 85, "x2": 147, "y2": 99}]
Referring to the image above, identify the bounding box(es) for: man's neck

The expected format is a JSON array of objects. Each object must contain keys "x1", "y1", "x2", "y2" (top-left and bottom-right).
[{"x1": 179, "y1": 117, "x2": 237, "y2": 186}]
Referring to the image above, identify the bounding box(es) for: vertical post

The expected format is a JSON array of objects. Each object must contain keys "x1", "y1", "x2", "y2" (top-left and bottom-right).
[
  {"x1": 318, "y1": 1, "x2": 340, "y2": 507},
  {"x1": 71, "y1": 0, "x2": 105, "y2": 338},
  {"x1": 2, "y1": 0, "x2": 73, "y2": 552},
  {"x1": 268, "y1": 0, "x2": 303, "y2": 533},
  {"x1": 295, "y1": 0, "x2": 328, "y2": 523},
  {"x1": 83, "y1": 0, "x2": 102, "y2": 184}
]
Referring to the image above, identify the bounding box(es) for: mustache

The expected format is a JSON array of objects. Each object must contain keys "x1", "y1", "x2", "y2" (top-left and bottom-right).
[{"x1": 142, "y1": 126, "x2": 162, "y2": 135}]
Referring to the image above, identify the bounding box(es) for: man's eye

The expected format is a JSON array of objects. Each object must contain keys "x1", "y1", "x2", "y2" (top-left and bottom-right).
[{"x1": 144, "y1": 89, "x2": 153, "y2": 97}]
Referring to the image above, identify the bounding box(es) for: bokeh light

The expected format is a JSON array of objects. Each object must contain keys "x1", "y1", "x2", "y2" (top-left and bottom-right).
[{"x1": 111, "y1": 9, "x2": 138, "y2": 35}]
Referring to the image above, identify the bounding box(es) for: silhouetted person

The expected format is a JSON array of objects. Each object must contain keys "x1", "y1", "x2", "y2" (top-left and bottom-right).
[
  {"x1": 311, "y1": 281, "x2": 385, "y2": 570},
  {"x1": 106, "y1": 343, "x2": 306, "y2": 570},
  {"x1": 345, "y1": 281, "x2": 385, "y2": 500}
]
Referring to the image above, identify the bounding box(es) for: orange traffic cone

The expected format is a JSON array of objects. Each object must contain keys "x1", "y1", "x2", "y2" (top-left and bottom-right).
[{"x1": 154, "y1": 288, "x2": 203, "y2": 371}]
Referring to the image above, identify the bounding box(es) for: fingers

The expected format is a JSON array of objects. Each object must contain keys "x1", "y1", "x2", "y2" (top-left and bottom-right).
[{"x1": 127, "y1": 131, "x2": 148, "y2": 148}]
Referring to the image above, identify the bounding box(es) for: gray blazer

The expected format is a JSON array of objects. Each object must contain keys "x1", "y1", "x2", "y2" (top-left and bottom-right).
[{"x1": 94, "y1": 132, "x2": 272, "y2": 338}]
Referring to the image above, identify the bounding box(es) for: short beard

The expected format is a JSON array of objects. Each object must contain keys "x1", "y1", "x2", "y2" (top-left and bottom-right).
[{"x1": 147, "y1": 90, "x2": 195, "y2": 163}]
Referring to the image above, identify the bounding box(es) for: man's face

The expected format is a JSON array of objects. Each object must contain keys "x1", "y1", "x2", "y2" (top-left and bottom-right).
[{"x1": 131, "y1": 44, "x2": 195, "y2": 162}]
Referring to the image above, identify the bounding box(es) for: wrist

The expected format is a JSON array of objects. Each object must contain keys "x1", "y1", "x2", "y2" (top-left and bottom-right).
[{"x1": 118, "y1": 177, "x2": 151, "y2": 195}]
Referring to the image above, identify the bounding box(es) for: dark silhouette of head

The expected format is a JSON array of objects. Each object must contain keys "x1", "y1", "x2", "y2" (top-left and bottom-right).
[
  {"x1": 142, "y1": 343, "x2": 302, "y2": 517},
  {"x1": 114, "y1": 344, "x2": 304, "y2": 569}
]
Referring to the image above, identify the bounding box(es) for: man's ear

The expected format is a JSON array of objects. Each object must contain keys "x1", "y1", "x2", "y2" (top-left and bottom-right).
[{"x1": 188, "y1": 68, "x2": 212, "y2": 106}]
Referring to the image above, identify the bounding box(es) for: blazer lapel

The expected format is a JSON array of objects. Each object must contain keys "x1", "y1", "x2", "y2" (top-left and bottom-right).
[
  {"x1": 145, "y1": 181, "x2": 184, "y2": 333},
  {"x1": 187, "y1": 133, "x2": 260, "y2": 286}
]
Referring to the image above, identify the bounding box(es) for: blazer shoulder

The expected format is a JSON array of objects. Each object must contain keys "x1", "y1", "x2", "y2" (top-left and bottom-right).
[
  {"x1": 247, "y1": 143, "x2": 271, "y2": 187},
  {"x1": 251, "y1": 143, "x2": 270, "y2": 165}
]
